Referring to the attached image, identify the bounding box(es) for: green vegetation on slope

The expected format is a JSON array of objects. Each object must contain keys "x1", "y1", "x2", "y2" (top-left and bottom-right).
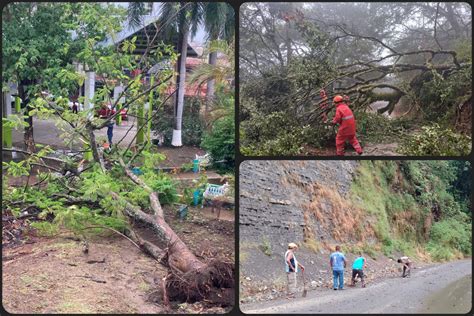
[{"x1": 350, "y1": 161, "x2": 471, "y2": 261}]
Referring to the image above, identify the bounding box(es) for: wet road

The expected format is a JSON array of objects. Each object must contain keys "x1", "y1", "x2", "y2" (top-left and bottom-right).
[{"x1": 241, "y1": 259, "x2": 472, "y2": 314}]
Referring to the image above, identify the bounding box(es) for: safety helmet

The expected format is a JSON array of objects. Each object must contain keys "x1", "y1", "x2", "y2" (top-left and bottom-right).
[{"x1": 333, "y1": 95, "x2": 343, "y2": 103}]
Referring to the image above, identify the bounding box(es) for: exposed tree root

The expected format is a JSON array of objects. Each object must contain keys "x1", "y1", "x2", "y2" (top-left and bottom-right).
[
  {"x1": 110, "y1": 173, "x2": 235, "y2": 307},
  {"x1": 149, "y1": 259, "x2": 234, "y2": 307},
  {"x1": 4, "y1": 154, "x2": 235, "y2": 308},
  {"x1": 166, "y1": 260, "x2": 234, "y2": 302}
]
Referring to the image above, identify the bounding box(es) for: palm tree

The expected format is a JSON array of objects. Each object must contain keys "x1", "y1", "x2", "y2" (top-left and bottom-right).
[
  {"x1": 189, "y1": 40, "x2": 234, "y2": 126},
  {"x1": 160, "y1": 2, "x2": 204, "y2": 147},
  {"x1": 203, "y1": 3, "x2": 234, "y2": 112},
  {"x1": 127, "y1": 2, "x2": 203, "y2": 147},
  {"x1": 126, "y1": 2, "x2": 147, "y2": 30},
  {"x1": 189, "y1": 41, "x2": 234, "y2": 86}
]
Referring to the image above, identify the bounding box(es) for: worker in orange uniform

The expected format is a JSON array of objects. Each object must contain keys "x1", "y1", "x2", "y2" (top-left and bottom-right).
[{"x1": 331, "y1": 95, "x2": 363, "y2": 156}]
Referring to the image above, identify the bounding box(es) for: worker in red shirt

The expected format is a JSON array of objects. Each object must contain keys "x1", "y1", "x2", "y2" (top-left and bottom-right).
[{"x1": 331, "y1": 95, "x2": 363, "y2": 156}]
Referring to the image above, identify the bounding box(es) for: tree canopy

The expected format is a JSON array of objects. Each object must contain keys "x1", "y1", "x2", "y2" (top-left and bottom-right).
[{"x1": 239, "y1": 2, "x2": 472, "y2": 156}]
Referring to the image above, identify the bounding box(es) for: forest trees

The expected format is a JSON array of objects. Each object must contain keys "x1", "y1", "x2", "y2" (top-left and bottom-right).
[
  {"x1": 2, "y1": 2, "x2": 233, "y2": 306},
  {"x1": 240, "y1": 2, "x2": 472, "y2": 155}
]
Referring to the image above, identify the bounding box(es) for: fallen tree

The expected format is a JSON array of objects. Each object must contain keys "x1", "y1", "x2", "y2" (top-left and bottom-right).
[
  {"x1": 4, "y1": 146, "x2": 234, "y2": 307},
  {"x1": 295, "y1": 28, "x2": 469, "y2": 122},
  {"x1": 2, "y1": 3, "x2": 234, "y2": 308},
  {"x1": 111, "y1": 190, "x2": 233, "y2": 304}
]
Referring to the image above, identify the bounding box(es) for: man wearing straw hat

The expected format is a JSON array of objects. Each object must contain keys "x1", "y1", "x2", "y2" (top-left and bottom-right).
[{"x1": 285, "y1": 243, "x2": 305, "y2": 298}]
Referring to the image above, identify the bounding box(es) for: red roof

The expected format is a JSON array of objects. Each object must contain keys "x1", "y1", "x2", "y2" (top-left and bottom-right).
[
  {"x1": 165, "y1": 57, "x2": 208, "y2": 97},
  {"x1": 165, "y1": 81, "x2": 207, "y2": 98}
]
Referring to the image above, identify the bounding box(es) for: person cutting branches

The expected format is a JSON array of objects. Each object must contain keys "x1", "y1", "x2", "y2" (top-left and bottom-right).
[{"x1": 329, "y1": 95, "x2": 363, "y2": 156}]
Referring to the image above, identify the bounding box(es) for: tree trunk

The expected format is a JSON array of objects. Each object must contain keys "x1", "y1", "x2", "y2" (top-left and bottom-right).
[
  {"x1": 110, "y1": 189, "x2": 233, "y2": 305},
  {"x1": 115, "y1": 163, "x2": 234, "y2": 304},
  {"x1": 205, "y1": 51, "x2": 218, "y2": 114},
  {"x1": 114, "y1": 191, "x2": 205, "y2": 272},
  {"x1": 86, "y1": 122, "x2": 101, "y2": 163},
  {"x1": 147, "y1": 75, "x2": 155, "y2": 143},
  {"x1": 18, "y1": 82, "x2": 35, "y2": 152},
  {"x1": 285, "y1": 21, "x2": 292, "y2": 65},
  {"x1": 136, "y1": 102, "x2": 145, "y2": 145},
  {"x1": 171, "y1": 24, "x2": 189, "y2": 147},
  {"x1": 444, "y1": 3, "x2": 462, "y2": 38}
]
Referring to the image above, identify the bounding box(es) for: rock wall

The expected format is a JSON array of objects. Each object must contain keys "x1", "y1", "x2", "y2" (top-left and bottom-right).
[{"x1": 239, "y1": 160, "x2": 358, "y2": 248}]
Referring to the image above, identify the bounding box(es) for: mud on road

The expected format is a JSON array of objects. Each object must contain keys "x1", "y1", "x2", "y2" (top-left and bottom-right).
[{"x1": 241, "y1": 259, "x2": 472, "y2": 314}]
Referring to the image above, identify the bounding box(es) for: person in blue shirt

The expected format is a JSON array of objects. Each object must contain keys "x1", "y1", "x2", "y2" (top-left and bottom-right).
[
  {"x1": 330, "y1": 245, "x2": 347, "y2": 290},
  {"x1": 351, "y1": 252, "x2": 366, "y2": 288}
]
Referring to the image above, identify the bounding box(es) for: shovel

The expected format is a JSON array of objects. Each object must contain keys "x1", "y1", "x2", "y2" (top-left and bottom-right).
[{"x1": 301, "y1": 269, "x2": 308, "y2": 297}]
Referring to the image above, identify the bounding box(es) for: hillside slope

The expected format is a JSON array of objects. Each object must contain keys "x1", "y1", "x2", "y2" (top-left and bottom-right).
[{"x1": 239, "y1": 160, "x2": 471, "y2": 302}]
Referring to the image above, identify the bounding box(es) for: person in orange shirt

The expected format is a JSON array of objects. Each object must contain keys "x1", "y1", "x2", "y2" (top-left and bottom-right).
[{"x1": 331, "y1": 95, "x2": 363, "y2": 155}]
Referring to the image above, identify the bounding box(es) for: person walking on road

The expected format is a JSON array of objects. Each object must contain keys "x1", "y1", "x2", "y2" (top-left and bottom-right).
[
  {"x1": 330, "y1": 245, "x2": 347, "y2": 290},
  {"x1": 98, "y1": 103, "x2": 116, "y2": 146},
  {"x1": 71, "y1": 101, "x2": 78, "y2": 114},
  {"x1": 398, "y1": 256, "x2": 412, "y2": 278},
  {"x1": 351, "y1": 252, "x2": 366, "y2": 288},
  {"x1": 285, "y1": 243, "x2": 305, "y2": 298}
]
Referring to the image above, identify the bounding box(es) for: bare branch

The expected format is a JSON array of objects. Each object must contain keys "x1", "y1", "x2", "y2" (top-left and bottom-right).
[
  {"x1": 2, "y1": 147, "x2": 65, "y2": 164},
  {"x1": 434, "y1": 3, "x2": 444, "y2": 50}
]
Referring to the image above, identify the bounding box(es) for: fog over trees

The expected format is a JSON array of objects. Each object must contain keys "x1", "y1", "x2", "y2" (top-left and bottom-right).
[{"x1": 240, "y1": 2, "x2": 472, "y2": 156}]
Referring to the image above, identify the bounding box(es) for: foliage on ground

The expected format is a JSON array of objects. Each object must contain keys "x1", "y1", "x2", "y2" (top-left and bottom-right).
[{"x1": 398, "y1": 124, "x2": 471, "y2": 156}]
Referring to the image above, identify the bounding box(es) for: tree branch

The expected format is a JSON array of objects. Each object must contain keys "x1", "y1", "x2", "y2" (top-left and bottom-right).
[
  {"x1": 434, "y1": 3, "x2": 444, "y2": 50},
  {"x1": 118, "y1": 158, "x2": 164, "y2": 218},
  {"x1": 93, "y1": 75, "x2": 173, "y2": 130},
  {"x1": 2, "y1": 148, "x2": 53, "y2": 162}
]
